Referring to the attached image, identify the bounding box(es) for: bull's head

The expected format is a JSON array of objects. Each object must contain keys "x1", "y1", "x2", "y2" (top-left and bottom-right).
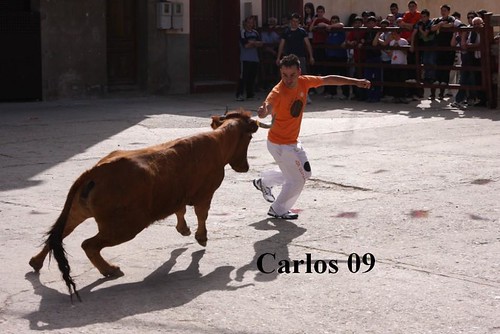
[{"x1": 211, "y1": 110, "x2": 260, "y2": 172}]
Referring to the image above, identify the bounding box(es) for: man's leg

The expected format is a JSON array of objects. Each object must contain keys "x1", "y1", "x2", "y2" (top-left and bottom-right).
[{"x1": 268, "y1": 142, "x2": 311, "y2": 215}]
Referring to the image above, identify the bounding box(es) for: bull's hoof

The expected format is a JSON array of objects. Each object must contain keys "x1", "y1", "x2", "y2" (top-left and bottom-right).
[
  {"x1": 102, "y1": 266, "x2": 124, "y2": 278},
  {"x1": 29, "y1": 257, "x2": 43, "y2": 272},
  {"x1": 176, "y1": 226, "x2": 191, "y2": 236},
  {"x1": 195, "y1": 237, "x2": 207, "y2": 247}
]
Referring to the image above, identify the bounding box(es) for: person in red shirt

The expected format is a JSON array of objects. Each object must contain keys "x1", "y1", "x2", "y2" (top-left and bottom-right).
[
  {"x1": 310, "y1": 5, "x2": 331, "y2": 76},
  {"x1": 399, "y1": 1, "x2": 422, "y2": 97},
  {"x1": 399, "y1": 1, "x2": 421, "y2": 41},
  {"x1": 253, "y1": 54, "x2": 370, "y2": 219}
]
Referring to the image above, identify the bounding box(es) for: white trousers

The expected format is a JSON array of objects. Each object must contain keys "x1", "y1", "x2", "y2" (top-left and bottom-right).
[{"x1": 261, "y1": 140, "x2": 312, "y2": 215}]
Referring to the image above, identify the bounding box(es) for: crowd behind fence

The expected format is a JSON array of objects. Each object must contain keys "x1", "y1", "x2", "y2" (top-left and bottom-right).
[{"x1": 257, "y1": 12, "x2": 499, "y2": 109}]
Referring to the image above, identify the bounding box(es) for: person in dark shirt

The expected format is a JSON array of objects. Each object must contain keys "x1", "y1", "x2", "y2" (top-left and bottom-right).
[
  {"x1": 431, "y1": 4, "x2": 455, "y2": 99},
  {"x1": 276, "y1": 13, "x2": 314, "y2": 103},
  {"x1": 363, "y1": 16, "x2": 382, "y2": 102}
]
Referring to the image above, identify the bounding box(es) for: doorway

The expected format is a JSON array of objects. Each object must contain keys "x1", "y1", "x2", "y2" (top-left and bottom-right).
[
  {"x1": 190, "y1": 0, "x2": 240, "y2": 92},
  {"x1": 106, "y1": 0, "x2": 138, "y2": 88}
]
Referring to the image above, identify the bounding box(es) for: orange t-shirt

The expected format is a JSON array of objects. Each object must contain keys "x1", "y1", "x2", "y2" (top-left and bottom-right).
[
  {"x1": 265, "y1": 75, "x2": 324, "y2": 144},
  {"x1": 401, "y1": 11, "x2": 421, "y2": 40}
]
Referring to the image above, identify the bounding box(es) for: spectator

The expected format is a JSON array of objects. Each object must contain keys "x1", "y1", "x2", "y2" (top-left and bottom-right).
[
  {"x1": 346, "y1": 13, "x2": 358, "y2": 28},
  {"x1": 310, "y1": 5, "x2": 331, "y2": 76},
  {"x1": 410, "y1": 9, "x2": 436, "y2": 88},
  {"x1": 375, "y1": 19, "x2": 394, "y2": 99},
  {"x1": 390, "y1": 2, "x2": 403, "y2": 19},
  {"x1": 345, "y1": 16, "x2": 366, "y2": 100},
  {"x1": 447, "y1": 11, "x2": 464, "y2": 96},
  {"x1": 388, "y1": 29, "x2": 410, "y2": 103},
  {"x1": 431, "y1": 4, "x2": 455, "y2": 100},
  {"x1": 361, "y1": 11, "x2": 371, "y2": 26},
  {"x1": 386, "y1": 14, "x2": 397, "y2": 27},
  {"x1": 303, "y1": 2, "x2": 315, "y2": 40},
  {"x1": 324, "y1": 15, "x2": 349, "y2": 99},
  {"x1": 260, "y1": 17, "x2": 281, "y2": 88},
  {"x1": 363, "y1": 16, "x2": 382, "y2": 102},
  {"x1": 276, "y1": 13, "x2": 315, "y2": 103},
  {"x1": 450, "y1": 11, "x2": 479, "y2": 108},
  {"x1": 399, "y1": 1, "x2": 422, "y2": 98},
  {"x1": 471, "y1": 16, "x2": 487, "y2": 106},
  {"x1": 279, "y1": 15, "x2": 290, "y2": 29},
  {"x1": 399, "y1": 1, "x2": 421, "y2": 41},
  {"x1": 236, "y1": 16, "x2": 263, "y2": 101}
]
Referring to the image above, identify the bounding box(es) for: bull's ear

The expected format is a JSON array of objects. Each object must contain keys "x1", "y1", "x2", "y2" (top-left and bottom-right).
[{"x1": 211, "y1": 115, "x2": 225, "y2": 129}]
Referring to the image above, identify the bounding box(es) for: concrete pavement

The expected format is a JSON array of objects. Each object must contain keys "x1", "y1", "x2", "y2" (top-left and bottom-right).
[{"x1": 0, "y1": 93, "x2": 499, "y2": 333}]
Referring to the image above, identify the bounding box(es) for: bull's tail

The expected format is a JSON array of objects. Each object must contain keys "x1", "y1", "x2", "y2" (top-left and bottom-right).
[{"x1": 46, "y1": 175, "x2": 91, "y2": 302}]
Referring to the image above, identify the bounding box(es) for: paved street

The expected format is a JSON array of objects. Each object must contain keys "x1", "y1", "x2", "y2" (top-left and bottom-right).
[{"x1": 0, "y1": 93, "x2": 499, "y2": 333}]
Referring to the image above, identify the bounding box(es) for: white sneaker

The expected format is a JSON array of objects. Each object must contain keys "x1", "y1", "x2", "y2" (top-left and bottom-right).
[
  {"x1": 405, "y1": 79, "x2": 417, "y2": 83},
  {"x1": 267, "y1": 207, "x2": 299, "y2": 220},
  {"x1": 253, "y1": 178, "x2": 275, "y2": 203}
]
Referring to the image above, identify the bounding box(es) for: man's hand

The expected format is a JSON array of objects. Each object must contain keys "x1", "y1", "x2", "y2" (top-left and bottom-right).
[
  {"x1": 356, "y1": 79, "x2": 371, "y2": 89},
  {"x1": 258, "y1": 102, "x2": 272, "y2": 118}
]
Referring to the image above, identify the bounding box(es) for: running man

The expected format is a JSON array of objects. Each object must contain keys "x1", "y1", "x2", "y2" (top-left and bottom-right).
[{"x1": 254, "y1": 54, "x2": 370, "y2": 219}]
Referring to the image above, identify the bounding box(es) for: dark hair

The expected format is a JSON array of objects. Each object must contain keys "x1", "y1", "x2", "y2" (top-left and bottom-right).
[
  {"x1": 367, "y1": 16, "x2": 377, "y2": 23},
  {"x1": 279, "y1": 54, "x2": 301, "y2": 69},
  {"x1": 347, "y1": 13, "x2": 358, "y2": 26},
  {"x1": 353, "y1": 16, "x2": 363, "y2": 23},
  {"x1": 390, "y1": 3, "x2": 399, "y2": 9},
  {"x1": 380, "y1": 19, "x2": 390, "y2": 26},
  {"x1": 452, "y1": 11, "x2": 461, "y2": 19},
  {"x1": 441, "y1": 4, "x2": 451, "y2": 11},
  {"x1": 331, "y1": 15, "x2": 340, "y2": 21},
  {"x1": 290, "y1": 12, "x2": 301, "y2": 21},
  {"x1": 408, "y1": 1, "x2": 417, "y2": 6},
  {"x1": 467, "y1": 11, "x2": 478, "y2": 18},
  {"x1": 421, "y1": 9, "x2": 430, "y2": 16},
  {"x1": 316, "y1": 5, "x2": 325, "y2": 12},
  {"x1": 304, "y1": 2, "x2": 315, "y2": 19}
]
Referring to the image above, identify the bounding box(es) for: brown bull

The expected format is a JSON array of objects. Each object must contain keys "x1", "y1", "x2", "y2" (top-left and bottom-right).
[{"x1": 29, "y1": 110, "x2": 259, "y2": 301}]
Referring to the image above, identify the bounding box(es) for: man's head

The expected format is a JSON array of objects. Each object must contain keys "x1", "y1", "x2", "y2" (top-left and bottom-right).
[
  {"x1": 366, "y1": 16, "x2": 377, "y2": 28},
  {"x1": 440, "y1": 4, "x2": 451, "y2": 18},
  {"x1": 353, "y1": 16, "x2": 363, "y2": 28},
  {"x1": 472, "y1": 17, "x2": 484, "y2": 27},
  {"x1": 467, "y1": 11, "x2": 478, "y2": 24},
  {"x1": 390, "y1": 3, "x2": 399, "y2": 15},
  {"x1": 331, "y1": 15, "x2": 340, "y2": 24},
  {"x1": 279, "y1": 54, "x2": 301, "y2": 88},
  {"x1": 421, "y1": 9, "x2": 430, "y2": 22},
  {"x1": 290, "y1": 13, "x2": 301, "y2": 30},
  {"x1": 316, "y1": 5, "x2": 325, "y2": 18},
  {"x1": 408, "y1": 1, "x2": 418, "y2": 13},
  {"x1": 243, "y1": 16, "x2": 255, "y2": 30}
]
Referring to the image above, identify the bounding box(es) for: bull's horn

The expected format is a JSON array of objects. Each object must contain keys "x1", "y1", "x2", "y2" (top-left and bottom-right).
[{"x1": 255, "y1": 119, "x2": 272, "y2": 129}]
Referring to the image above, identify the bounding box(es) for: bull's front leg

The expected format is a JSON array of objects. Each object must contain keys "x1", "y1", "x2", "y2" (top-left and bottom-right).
[
  {"x1": 175, "y1": 206, "x2": 191, "y2": 236},
  {"x1": 193, "y1": 200, "x2": 210, "y2": 247}
]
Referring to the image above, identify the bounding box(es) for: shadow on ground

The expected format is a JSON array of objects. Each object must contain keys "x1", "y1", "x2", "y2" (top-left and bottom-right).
[
  {"x1": 24, "y1": 248, "x2": 251, "y2": 330},
  {"x1": 24, "y1": 218, "x2": 306, "y2": 330}
]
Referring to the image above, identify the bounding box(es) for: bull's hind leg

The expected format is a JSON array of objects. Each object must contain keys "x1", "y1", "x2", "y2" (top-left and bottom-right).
[
  {"x1": 193, "y1": 200, "x2": 211, "y2": 247},
  {"x1": 175, "y1": 206, "x2": 191, "y2": 236},
  {"x1": 81, "y1": 225, "x2": 141, "y2": 277},
  {"x1": 29, "y1": 211, "x2": 88, "y2": 272}
]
